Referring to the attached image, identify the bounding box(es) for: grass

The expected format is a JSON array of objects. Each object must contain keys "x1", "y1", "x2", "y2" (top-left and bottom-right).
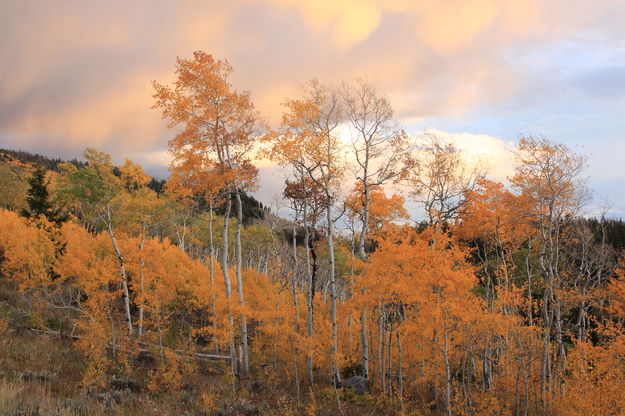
[
  {"x1": 0, "y1": 379, "x2": 103, "y2": 416},
  {"x1": 0, "y1": 326, "x2": 406, "y2": 416}
]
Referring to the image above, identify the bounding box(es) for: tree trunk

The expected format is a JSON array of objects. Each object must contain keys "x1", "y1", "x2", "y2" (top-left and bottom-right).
[
  {"x1": 443, "y1": 310, "x2": 452, "y2": 416},
  {"x1": 303, "y1": 200, "x2": 315, "y2": 386},
  {"x1": 327, "y1": 203, "x2": 340, "y2": 384},
  {"x1": 397, "y1": 329, "x2": 403, "y2": 409},
  {"x1": 525, "y1": 237, "x2": 533, "y2": 326},
  {"x1": 221, "y1": 195, "x2": 238, "y2": 377},
  {"x1": 387, "y1": 323, "x2": 393, "y2": 399},
  {"x1": 138, "y1": 231, "x2": 145, "y2": 337},
  {"x1": 482, "y1": 343, "x2": 491, "y2": 391},
  {"x1": 235, "y1": 189, "x2": 249, "y2": 374},
  {"x1": 358, "y1": 178, "x2": 371, "y2": 379},
  {"x1": 361, "y1": 310, "x2": 369, "y2": 379},
  {"x1": 379, "y1": 304, "x2": 386, "y2": 394},
  {"x1": 106, "y1": 204, "x2": 133, "y2": 336},
  {"x1": 208, "y1": 202, "x2": 217, "y2": 326}
]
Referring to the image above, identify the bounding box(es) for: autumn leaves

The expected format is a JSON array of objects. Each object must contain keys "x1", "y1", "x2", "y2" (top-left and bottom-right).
[
  {"x1": 147, "y1": 52, "x2": 625, "y2": 412},
  {"x1": 1, "y1": 50, "x2": 624, "y2": 415}
]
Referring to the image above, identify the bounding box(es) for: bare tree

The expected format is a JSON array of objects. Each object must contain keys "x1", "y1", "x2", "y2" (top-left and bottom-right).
[
  {"x1": 341, "y1": 77, "x2": 412, "y2": 379},
  {"x1": 265, "y1": 79, "x2": 345, "y2": 384},
  {"x1": 510, "y1": 136, "x2": 589, "y2": 398},
  {"x1": 408, "y1": 131, "x2": 485, "y2": 225}
]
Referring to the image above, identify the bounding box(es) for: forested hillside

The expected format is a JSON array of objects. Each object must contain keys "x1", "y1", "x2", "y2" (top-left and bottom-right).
[{"x1": 1, "y1": 52, "x2": 624, "y2": 416}]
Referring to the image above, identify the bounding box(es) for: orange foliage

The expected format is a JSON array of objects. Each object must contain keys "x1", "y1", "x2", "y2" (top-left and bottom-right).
[
  {"x1": 345, "y1": 182, "x2": 408, "y2": 235},
  {"x1": 0, "y1": 210, "x2": 56, "y2": 289}
]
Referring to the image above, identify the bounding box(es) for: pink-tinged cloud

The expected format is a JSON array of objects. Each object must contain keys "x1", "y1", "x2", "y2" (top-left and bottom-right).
[{"x1": 0, "y1": 0, "x2": 624, "y2": 175}]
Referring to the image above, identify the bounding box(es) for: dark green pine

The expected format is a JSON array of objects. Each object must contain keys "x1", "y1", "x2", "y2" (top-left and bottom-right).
[{"x1": 21, "y1": 164, "x2": 66, "y2": 224}]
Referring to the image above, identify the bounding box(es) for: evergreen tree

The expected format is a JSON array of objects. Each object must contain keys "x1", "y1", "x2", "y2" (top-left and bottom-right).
[{"x1": 21, "y1": 165, "x2": 66, "y2": 224}]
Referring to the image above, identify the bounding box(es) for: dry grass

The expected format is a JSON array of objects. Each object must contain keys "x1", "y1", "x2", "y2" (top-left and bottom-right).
[
  {"x1": 0, "y1": 379, "x2": 104, "y2": 416},
  {"x1": 0, "y1": 327, "x2": 402, "y2": 416}
]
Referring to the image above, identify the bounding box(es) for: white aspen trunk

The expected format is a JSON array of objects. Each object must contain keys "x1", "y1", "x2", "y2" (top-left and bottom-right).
[
  {"x1": 358, "y1": 176, "x2": 371, "y2": 379},
  {"x1": 520, "y1": 340, "x2": 529, "y2": 416},
  {"x1": 379, "y1": 304, "x2": 385, "y2": 394},
  {"x1": 539, "y1": 219, "x2": 552, "y2": 400},
  {"x1": 482, "y1": 345, "x2": 491, "y2": 391},
  {"x1": 304, "y1": 199, "x2": 314, "y2": 386},
  {"x1": 291, "y1": 218, "x2": 302, "y2": 404},
  {"x1": 292, "y1": 219, "x2": 300, "y2": 330},
  {"x1": 387, "y1": 323, "x2": 393, "y2": 399},
  {"x1": 292, "y1": 345, "x2": 301, "y2": 406},
  {"x1": 361, "y1": 310, "x2": 369, "y2": 379},
  {"x1": 327, "y1": 203, "x2": 340, "y2": 384},
  {"x1": 443, "y1": 310, "x2": 452, "y2": 416},
  {"x1": 555, "y1": 299, "x2": 566, "y2": 384},
  {"x1": 106, "y1": 204, "x2": 133, "y2": 336},
  {"x1": 397, "y1": 329, "x2": 403, "y2": 410},
  {"x1": 221, "y1": 195, "x2": 238, "y2": 377},
  {"x1": 138, "y1": 231, "x2": 145, "y2": 337},
  {"x1": 175, "y1": 209, "x2": 189, "y2": 252},
  {"x1": 221, "y1": 197, "x2": 232, "y2": 295},
  {"x1": 358, "y1": 174, "x2": 370, "y2": 260},
  {"x1": 109, "y1": 313, "x2": 117, "y2": 357},
  {"x1": 525, "y1": 237, "x2": 533, "y2": 325},
  {"x1": 208, "y1": 202, "x2": 217, "y2": 324},
  {"x1": 235, "y1": 189, "x2": 249, "y2": 374}
]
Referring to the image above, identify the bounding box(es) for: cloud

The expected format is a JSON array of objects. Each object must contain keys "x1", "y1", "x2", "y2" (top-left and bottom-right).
[
  {"x1": 266, "y1": 0, "x2": 540, "y2": 52},
  {"x1": 271, "y1": 0, "x2": 384, "y2": 49},
  {"x1": 417, "y1": 129, "x2": 516, "y2": 182},
  {"x1": 0, "y1": 0, "x2": 623, "y2": 201},
  {"x1": 248, "y1": 127, "x2": 517, "y2": 214}
]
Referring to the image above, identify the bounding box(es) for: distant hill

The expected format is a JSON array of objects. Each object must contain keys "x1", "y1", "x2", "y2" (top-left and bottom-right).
[
  {"x1": 0, "y1": 148, "x2": 86, "y2": 172},
  {"x1": 0, "y1": 148, "x2": 270, "y2": 223},
  {"x1": 0, "y1": 148, "x2": 167, "y2": 193}
]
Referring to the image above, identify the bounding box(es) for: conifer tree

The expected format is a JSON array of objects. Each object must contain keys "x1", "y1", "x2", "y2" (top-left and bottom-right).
[{"x1": 21, "y1": 165, "x2": 66, "y2": 224}]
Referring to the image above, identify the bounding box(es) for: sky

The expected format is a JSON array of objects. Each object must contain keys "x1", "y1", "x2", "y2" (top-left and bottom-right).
[{"x1": 1, "y1": 0, "x2": 624, "y2": 216}]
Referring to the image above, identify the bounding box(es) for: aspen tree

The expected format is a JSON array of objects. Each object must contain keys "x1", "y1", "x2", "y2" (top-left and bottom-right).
[
  {"x1": 153, "y1": 51, "x2": 262, "y2": 375},
  {"x1": 408, "y1": 131, "x2": 485, "y2": 225},
  {"x1": 511, "y1": 136, "x2": 589, "y2": 399},
  {"x1": 265, "y1": 80, "x2": 344, "y2": 384},
  {"x1": 56, "y1": 148, "x2": 135, "y2": 336},
  {"x1": 341, "y1": 78, "x2": 413, "y2": 380}
]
